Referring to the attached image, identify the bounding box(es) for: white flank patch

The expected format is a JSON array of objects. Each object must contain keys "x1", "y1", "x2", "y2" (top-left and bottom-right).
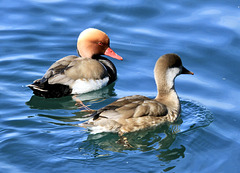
[
  {"x1": 71, "y1": 77, "x2": 109, "y2": 94},
  {"x1": 166, "y1": 67, "x2": 180, "y2": 88}
]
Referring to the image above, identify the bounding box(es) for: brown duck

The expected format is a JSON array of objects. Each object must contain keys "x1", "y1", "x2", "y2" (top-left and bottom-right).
[{"x1": 81, "y1": 53, "x2": 194, "y2": 137}]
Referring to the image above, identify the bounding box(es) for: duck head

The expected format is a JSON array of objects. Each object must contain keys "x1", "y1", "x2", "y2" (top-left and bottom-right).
[
  {"x1": 154, "y1": 53, "x2": 194, "y2": 93},
  {"x1": 77, "y1": 28, "x2": 123, "y2": 60}
]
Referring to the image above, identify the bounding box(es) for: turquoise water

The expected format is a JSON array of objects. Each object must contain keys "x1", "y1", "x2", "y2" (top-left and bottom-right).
[{"x1": 1, "y1": 0, "x2": 240, "y2": 172}]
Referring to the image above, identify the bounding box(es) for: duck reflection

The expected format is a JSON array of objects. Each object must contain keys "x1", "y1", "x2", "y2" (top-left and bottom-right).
[
  {"x1": 26, "y1": 83, "x2": 116, "y2": 110},
  {"x1": 78, "y1": 120, "x2": 185, "y2": 158},
  {"x1": 156, "y1": 145, "x2": 185, "y2": 162},
  {"x1": 28, "y1": 99, "x2": 212, "y2": 164},
  {"x1": 38, "y1": 111, "x2": 186, "y2": 162}
]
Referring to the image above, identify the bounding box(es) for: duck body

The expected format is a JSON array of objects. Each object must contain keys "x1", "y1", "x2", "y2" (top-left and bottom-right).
[
  {"x1": 28, "y1": 28, "x2": 122, "y2": 98},
  {"x1": 81, "y1": 54, "x2": 194, "y2": 134},
  {"x1": 28, "y1": 55, "x2": 117, "y2": 98},
  {"x1": 84, "y1": 95, "x2": 170, "y2": 134}
]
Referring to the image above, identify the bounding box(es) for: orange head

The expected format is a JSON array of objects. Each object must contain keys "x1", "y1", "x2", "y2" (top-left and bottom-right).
[{"x1": 77, "y1": 28, "x2": 123, "y2": 60}]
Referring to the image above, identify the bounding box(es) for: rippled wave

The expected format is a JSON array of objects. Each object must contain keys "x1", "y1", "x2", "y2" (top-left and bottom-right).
[{"x1": 1, "y1": 0, "x2": 239, "y2": 172}]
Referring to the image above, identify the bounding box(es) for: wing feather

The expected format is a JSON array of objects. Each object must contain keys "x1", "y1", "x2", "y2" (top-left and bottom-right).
[
  {"x1": 92, "y1": 95, "x2": 168, "y2": 121},
  {"x1": 41, "y1": 55, "x2": 78, "y2": 84}
]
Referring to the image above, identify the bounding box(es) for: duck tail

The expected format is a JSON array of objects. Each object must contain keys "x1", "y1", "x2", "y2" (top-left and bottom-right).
[{"x1": 27, "y1": 79, "x2": 72, "y2": 98}]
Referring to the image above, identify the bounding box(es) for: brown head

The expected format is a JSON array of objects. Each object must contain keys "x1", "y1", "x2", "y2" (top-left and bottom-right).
[
  {"x1": 77, "y1": 28, "x2": 123, "y2": 60},
  {"x1": 154, "y1": 53, "x2": 194, "y2": 93}
]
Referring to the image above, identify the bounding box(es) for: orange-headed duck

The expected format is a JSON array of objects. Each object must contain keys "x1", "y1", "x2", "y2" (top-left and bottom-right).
[{"x1": 28, "y1": 28, "x2": 123, "y2": 98}]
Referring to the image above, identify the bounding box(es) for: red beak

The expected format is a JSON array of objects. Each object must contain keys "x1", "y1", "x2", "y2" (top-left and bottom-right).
[{"x1": 104, "y1": 47, "x2": 123, "y2": 60}]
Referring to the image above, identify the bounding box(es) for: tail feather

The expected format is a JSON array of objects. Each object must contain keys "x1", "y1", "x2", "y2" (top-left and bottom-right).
[
  {"x1": 28, "y1": 79, "x2": 72, "y2": 98},
  {"x1": 27, "y1": 84, "x2": 48, "y2": 92}
]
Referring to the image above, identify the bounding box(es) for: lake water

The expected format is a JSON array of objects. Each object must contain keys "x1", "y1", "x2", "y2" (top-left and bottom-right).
[{"x1": 0, "y1": 0, "x2": 240, "y2": 172}]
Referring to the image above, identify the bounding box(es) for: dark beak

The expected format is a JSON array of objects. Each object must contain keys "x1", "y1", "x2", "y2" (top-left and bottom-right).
[{"x1": 181, "y1": 66, "x2": 194, "y2": 75}]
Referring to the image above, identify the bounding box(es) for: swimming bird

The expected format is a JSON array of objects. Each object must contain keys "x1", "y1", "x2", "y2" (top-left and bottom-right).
[
  {"x1": 28, "y1": 28, "x2": 123, "y2": 99},
  {"x1": 80, "y1": 53, "x2": 193, "y2": 146}
]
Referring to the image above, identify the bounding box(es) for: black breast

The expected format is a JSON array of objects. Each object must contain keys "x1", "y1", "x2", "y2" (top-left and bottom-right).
[{"x1": 95, "y1": 56, "x2": 117, "y2": 85}]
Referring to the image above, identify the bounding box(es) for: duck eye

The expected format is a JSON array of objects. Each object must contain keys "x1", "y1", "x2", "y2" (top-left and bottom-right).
[{"x1": 98, "y1": 42, "x2": 103, "y2": 46}]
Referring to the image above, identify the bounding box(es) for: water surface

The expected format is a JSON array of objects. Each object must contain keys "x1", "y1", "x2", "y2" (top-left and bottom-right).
[{"x1": 1, "y1": 0, "x2": 240, "y2": 172}]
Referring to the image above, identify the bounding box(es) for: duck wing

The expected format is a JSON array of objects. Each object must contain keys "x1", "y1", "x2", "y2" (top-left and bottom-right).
[
  {"x1": 27, "y1": 55, "x2": 78, "y2": 97},
  {"x1": 41, "y1": 55, "x2": 79, "y2": 83},
  {"x1": 92, "y1": 95, "x2": 168, "y2": 121}
]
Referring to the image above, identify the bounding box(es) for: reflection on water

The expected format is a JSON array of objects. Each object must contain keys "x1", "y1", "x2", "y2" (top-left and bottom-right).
[
  {"x1": 79, "y1": 124, "x2": 178, "y2": 153},
  {"x1": 1, "y1": 0, "x2": 239, "y2": 172},
  {"x1": 36, "y1": 99, "x2": 212, "y2": 165},
  {"x1": 77, "y1": 123, "x2": 186, "y2": 173}
]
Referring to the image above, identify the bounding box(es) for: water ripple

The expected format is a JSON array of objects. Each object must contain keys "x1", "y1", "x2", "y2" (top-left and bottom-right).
[{"x1": 0, "y1": 0, "x2": 239, "y2": 172}]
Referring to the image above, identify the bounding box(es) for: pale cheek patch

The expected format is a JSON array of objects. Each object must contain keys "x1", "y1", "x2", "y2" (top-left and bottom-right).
[
  {"x1": 166, "y1": 68, "x2": 180, "y2": 88},
  {"x1": 71, "y1": 77, "x2": 109, "y2": 94}
]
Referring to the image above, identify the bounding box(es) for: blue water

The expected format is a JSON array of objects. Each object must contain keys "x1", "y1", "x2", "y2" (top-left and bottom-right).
[{"x1": 1, "y1": 0, "x2": 240, "y2": 172}]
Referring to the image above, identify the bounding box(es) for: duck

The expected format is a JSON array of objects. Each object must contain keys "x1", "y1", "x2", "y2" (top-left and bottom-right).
[
  {"x1": 80, "y1": 53, "x2": 194, "y2": 144},
  {"x1": 28, "y1": 28, "x2": 123, "y2": 99}
]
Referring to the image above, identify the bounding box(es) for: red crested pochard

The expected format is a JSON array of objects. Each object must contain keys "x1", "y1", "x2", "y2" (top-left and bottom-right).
[
  {"x1": 80, "y1": 53, "x2": 194, "y2": 146},
  {"x1": 28, "y1": 28, "x2": 123, "y2": 99}
]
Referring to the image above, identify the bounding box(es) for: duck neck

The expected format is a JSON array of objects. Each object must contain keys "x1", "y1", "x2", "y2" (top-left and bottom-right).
[
  {"x1": 155, "y1": 85, "x2": 180, "y2": 116},
  {"x1": 154, "y1": 65, "x2": 181, "y2": 115}
]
